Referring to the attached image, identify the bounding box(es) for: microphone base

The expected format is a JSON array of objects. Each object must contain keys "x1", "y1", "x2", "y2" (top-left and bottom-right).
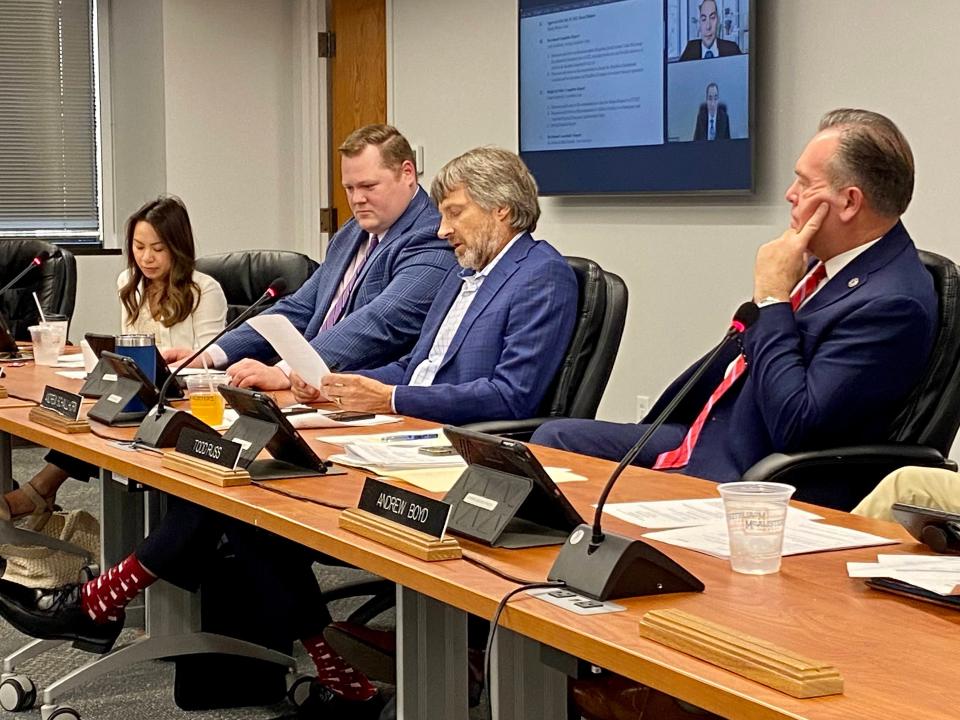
[
  {"x1": 548, "y1": 524, "x2": 704, "y2": 601},
  {"x1": 134, "y1": 408, "x2": 219, "y2": 448}
]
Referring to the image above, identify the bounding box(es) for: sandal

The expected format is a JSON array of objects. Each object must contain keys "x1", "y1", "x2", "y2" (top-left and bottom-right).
[{"x1": 0, "y1": 481, "x2": 56, "y2": 527}]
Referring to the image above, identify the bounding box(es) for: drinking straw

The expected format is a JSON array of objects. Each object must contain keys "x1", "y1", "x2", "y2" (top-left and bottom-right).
[
  {"x1": 31, "y1": 292, "x2": 47, "y2": 324},
  {"x1": 200, "y1": 352, "x2": 215, "y2": 394}
]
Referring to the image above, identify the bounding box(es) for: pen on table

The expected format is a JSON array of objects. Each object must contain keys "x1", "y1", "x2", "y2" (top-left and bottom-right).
[{"x1": 382, "y1": 433, "x2": 440, "y2": 443}]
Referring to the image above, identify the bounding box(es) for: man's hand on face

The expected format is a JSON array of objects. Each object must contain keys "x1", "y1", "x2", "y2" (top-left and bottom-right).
[
  {"x1": 319, "y1": 373, "x2": 394, "y2": 413},
  {"x1": 226, "y1": 359, "x2": 292, "y2": 391},
  {"x1": 754, "y1": 202, "x2": 829, "y2": 303}
]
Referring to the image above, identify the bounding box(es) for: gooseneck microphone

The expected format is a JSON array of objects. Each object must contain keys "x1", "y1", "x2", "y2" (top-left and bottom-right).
[
  {"x1": 134, "y1": 277, "x2": 288, "y2": 447},
  {"x1": 548, "y1": 301, "x2": 760, "y2": 601},
  {"x1": 0, "y1": 250, "x2": 57, "y2": 296}
]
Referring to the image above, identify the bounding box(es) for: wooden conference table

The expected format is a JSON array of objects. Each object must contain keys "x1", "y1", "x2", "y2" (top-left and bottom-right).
[{"x1": 0, "y1": 362, "x2": 957, "y2": 720}]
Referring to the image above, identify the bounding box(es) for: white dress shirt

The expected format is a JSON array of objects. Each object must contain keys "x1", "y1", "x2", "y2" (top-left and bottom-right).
[{"x1": 389, "y1": 233, "x2": 523, "y2": 409}]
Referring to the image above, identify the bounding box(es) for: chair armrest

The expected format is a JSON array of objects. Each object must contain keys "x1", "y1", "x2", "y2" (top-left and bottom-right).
[
  {"x1": 741, "y1": 445, "x2": 958, "y2": 511},
  {"x1": 460, "y1": 417, "x2": 554, "y2": 441}
]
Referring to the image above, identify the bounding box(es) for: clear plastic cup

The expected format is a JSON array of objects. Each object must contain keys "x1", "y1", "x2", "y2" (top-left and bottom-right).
[
  {"x1": 186, "y1": 374, "x2": 226, "y2": 427},
  {"x1": 718, "y1": 481, "x2": 796, "y2": 575},
  {"x1": 28, "y1": 322, "x2": 68, "y2": 366}
]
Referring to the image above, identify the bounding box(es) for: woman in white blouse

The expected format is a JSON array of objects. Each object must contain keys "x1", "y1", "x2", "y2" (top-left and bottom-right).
[
  {"x1": 0, "y1": 196, "x2": 227, "y2": 522},
  {"x1": 117, "y1": 196, "x2": 226, "y2": 350}
]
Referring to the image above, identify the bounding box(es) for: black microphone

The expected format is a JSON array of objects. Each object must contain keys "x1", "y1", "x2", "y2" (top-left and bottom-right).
[
  {"x1": 548, "y1": 301, "x2": 760, "y2": 601},
  {"x1": 133, "y1": 277, "x2": 289, "y2": 447},
  {"x1": 0, "y1": 250, "x2": 57, "y2": 295}
]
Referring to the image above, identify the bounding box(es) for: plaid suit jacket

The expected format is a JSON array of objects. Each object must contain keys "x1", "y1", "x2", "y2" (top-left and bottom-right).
[{"x1": 216, "y1": 187, "x2": 454, "y2": 371}]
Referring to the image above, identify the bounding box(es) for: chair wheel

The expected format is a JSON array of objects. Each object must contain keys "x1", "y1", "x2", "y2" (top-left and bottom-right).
[
  {"x1": 286, "y1": 675, "x2": 314, "y2": 708},
  {"x1": 42, "y1": 704, "x2": 80, "y2": 720},
  {"x1": 0, "y1": 674, "x2": 36, "y2": 711}
]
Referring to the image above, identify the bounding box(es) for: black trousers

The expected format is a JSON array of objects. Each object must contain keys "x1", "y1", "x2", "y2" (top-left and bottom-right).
[{"x1": 46, "y1": 450, "x2": 331, "y2": 641}]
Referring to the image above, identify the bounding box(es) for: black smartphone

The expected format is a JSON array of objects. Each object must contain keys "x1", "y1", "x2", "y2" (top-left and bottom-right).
[
  {"x1": 326, "y1": 410, "x2": 375, "y2": 422},
  {"x1": 281, "y1": 406, "x2": 318, "y2": 417}
]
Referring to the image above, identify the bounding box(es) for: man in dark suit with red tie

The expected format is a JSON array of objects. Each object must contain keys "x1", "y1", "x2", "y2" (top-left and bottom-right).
[
  {"x1": 533, "y1": 109, "x2": 938, "y2": 510},
  {"x1": 679, "y1": 0, "x2": 742, "y2": 60}
]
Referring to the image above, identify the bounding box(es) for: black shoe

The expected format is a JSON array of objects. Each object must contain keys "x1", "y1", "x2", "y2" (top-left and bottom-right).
[
  {"x1": 297, "y1": 681, "x2": 384, "y2": 720},
  {"x1": 0, "y1": 578, "x2": 123, "y2": 653}
]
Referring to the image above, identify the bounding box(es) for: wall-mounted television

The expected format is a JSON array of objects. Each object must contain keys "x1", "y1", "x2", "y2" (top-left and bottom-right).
[{"x1": 519, "y1": 0, "x2": 754, "y2": 195}]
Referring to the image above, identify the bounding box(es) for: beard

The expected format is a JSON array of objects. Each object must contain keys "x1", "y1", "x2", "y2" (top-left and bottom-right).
[{"x1": 456, "y1": 216, "x2": 504, "y2": 271}]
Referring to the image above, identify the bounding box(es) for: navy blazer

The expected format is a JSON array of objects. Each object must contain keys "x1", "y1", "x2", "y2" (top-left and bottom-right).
[
  {"x1": 679, "y1": 38, "x2": 742, "y2": 60},
  {"x1": 360, "y1": 233, "x2": 578, "y2": 425},
  {"x1": 216, "y1": 188, "x2": 455, "y2": 371},
  {"x1": 648, "y1": 222, "x2": 937, "y2": 489}
]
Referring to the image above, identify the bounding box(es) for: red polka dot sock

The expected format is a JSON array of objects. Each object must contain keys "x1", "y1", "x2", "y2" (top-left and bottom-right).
[
  {"x1": 81, "y1": 553, "x2": 156, "y2": 624},
  {"x1": 301, "y1": 633, "x2": 377, "y2": 701}
]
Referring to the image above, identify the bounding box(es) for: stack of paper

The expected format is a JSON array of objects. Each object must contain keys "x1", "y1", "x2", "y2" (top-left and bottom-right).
[
  {"x1": 848, "y1": 554, "x2": 960, "y2": 596},
  {"x1": 333, "y1": 443, "x2": 467, "y2": 470},
  {"x1": 602, "y1": 497, "x2": 898, "y2": 558}
]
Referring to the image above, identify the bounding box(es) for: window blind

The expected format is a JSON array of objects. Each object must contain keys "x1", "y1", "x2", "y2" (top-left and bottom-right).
[{"x1": 0, "y1": 0, "x2": 100, "y2": 243}]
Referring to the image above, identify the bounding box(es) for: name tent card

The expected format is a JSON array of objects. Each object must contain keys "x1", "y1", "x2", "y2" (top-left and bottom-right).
[
  {"x1": 359, "y1": 477, "x2": 451, "y2": 539},
  {"x1": 41, "y1": 386, "x2": 82, "y2": 421},
  {"x1": 161, "y1": 427, "x2": 251, "y2": 487},
  {"x1": 175, "y1": 427, "x2": 242, "y2": 471},
  {"x1": 339, "y1": 477, "x2": 461, "y2": 562},
  {"x1": 29, "y1": 385, "x2": 89, "y2": 433}
]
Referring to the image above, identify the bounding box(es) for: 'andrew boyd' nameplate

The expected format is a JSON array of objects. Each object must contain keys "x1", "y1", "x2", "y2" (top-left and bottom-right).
[
  {"x1": 41, "y1": 386, "x2": 82, "y2": 421},
  {"x1": 176, "y1": 427, "x2": 242, "y2": 470},
  {"x1": 358, "y1": 477, "x2": 451, "y2": 539}
]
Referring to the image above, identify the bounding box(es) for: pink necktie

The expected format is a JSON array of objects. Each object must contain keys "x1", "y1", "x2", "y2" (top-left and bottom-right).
[
  {"x1": 653, "y1": 263, "x2": 827, "y2": 470},
  {"x1": 319, "y1": 234, "x2": 380, "y2": 333}
]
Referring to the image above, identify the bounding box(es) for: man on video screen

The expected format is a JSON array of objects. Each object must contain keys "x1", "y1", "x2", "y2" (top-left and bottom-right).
[
  {"x1": 694, "y1": 82, "x2": 731, "y2": 140},
  {"x1": 680, "y1": 0, "x2": 742, "y2": 60}
]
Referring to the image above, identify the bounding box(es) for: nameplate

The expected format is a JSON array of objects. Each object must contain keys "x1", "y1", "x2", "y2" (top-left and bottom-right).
[
  {"x1": 358, "y1": 477, "x2": 451, "y2": 540},
  {"x1": 40, "y1": 386, "x2": 82, "y2": 421},
  {"x1": 175, "y1": 427, "x2": 242, "y2": 471}
]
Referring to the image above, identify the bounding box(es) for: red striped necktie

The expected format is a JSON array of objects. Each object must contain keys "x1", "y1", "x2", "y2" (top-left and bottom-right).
[{"x1": 653, "y1": 262, "x2": 827, "y2": 470}]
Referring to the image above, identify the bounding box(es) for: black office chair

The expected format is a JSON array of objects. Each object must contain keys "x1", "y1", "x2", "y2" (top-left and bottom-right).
[
  {"x1": 0, "y1": 240, "x2": 77, "y2": 339},
  {"x1": 743, "y1": 250, "x2": 960, "y2": 510},
  {"x1": 195, "y1": 250, "x2": 319, "y2": 323},
  {"x1": 464, "y1": 256, "x2": 629, "y2": 440}
]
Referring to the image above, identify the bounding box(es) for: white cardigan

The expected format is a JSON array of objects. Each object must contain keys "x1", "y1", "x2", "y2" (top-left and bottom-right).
[{"x1": 117, "y1": 269, "x2": 227, "y2": 351}]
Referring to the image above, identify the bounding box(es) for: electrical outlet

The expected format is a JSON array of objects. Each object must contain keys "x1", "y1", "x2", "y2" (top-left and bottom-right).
[{"x1": 636, "y1": 394, "x2": 650, "y2": 422}]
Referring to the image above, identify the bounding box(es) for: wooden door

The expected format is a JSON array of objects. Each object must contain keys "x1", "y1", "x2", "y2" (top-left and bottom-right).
[{"x1": 329, "y1": 0, "x2": 387, "y2": 231}]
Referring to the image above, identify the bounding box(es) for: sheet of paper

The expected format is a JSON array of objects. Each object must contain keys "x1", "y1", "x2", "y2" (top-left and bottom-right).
[
  {"x1": 344, "y1": 465, "x2": 584, "y2": 494},
  {"x1": 55, "y1": 370, "x2": 88, "y2": 380},
  {"x1": 80, "y1": 339, "x2": 98, "y2": 372},
  {"x1": 247, "y1": 314, "x2": 330, "y2": 386},
  {"x1": 56, "y1": 353, "x2": 85, "y2": 366},
  {"x1": 847, "y1": 554, "x2": 960, "y2": 595},
  {"x1": 645, "y1": 520, "x2": 898, "y2": 559},
  {"x1": 286, "y1": 410, "x2": 400, "y2": 429},
  {"x1": 602, "y1": 497, "x2": 822, "y2": 530}
]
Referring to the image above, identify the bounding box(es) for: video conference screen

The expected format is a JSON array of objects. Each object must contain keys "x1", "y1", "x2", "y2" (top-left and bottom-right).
[{"x1": 519, "y1": 0, "x2": 753, "y2": 195}]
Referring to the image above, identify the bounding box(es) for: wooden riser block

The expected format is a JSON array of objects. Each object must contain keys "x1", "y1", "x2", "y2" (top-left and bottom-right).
[
  {"x1": 639, "y1": 609, "x2": 843, "y2": 699},
  {"x1": 162, "y1": 450, "x2": 252, "y2": 487},
  {"x1": 28, "y1": 406, "x2": 90, "y2": 434},
  {"x1": 339, "y1": 507, "x2": 462, "y2": 562},
  {"x1": 0, "y1": 386, "x2": 7, "y2": 399}
]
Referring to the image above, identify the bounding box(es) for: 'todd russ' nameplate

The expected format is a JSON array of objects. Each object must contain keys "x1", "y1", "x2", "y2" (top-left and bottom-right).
[
  {"x1": 175, "y1": 427, "x2": 242, "y2": 470},
  {"x1": 358, "y1": 477, "x2": 451, "y2": 539},
  {"x1": 41, "y1": 386, "x2": 82, "y2": 421}
]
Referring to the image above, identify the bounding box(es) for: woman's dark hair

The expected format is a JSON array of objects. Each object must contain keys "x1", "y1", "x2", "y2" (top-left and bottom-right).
[{"x1": 119, "y1": 195, "x2": 200, "y2": 327}]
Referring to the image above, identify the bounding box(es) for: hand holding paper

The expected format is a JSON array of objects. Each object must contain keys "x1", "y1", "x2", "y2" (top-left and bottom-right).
[{"x1": 247, "y1": 315, "x2": 330, "y2": 386}]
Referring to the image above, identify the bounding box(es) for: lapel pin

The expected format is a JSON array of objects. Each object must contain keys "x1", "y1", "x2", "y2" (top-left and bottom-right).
[{"x1": 848, "y1": 277, "x2": 860, "y2": 288}]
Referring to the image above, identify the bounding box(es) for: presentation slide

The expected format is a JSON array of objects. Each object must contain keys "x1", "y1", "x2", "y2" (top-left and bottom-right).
[{"x1": 520, "y1": 0, "x2": 664, "y2": 152}]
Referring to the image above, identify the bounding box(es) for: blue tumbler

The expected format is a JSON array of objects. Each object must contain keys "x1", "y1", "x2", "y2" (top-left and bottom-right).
[{"x1": 114, "y1": 334, "x2": 156, "y2": 413}]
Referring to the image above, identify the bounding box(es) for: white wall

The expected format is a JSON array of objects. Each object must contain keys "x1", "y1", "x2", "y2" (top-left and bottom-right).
[
  {"x1": 71, "y1": 0, "x2": 304, "y2": 340},
  {"x1": 390, "y1": 0, "x2": 960, "y2": 425}
]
